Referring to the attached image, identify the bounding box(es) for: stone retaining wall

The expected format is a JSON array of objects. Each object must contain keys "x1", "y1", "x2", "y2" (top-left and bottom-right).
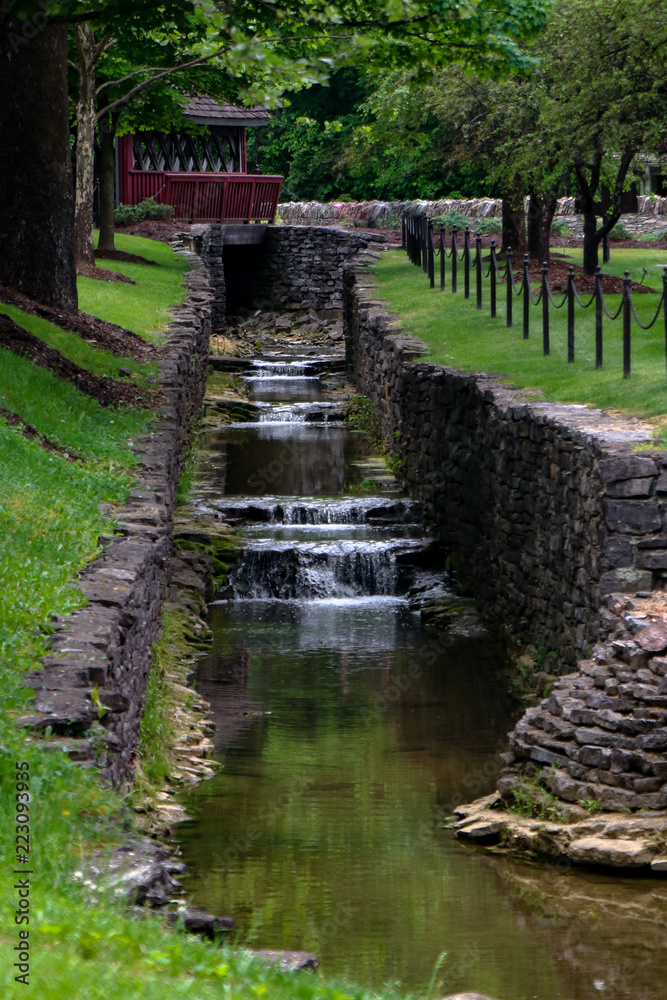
[
  {"x1": 21, "y1": 242, "x2": 213, "y2": 787},
  {"x1": 278, "y1": 198, "x2": 667, "y2": 238},
  {"x1": 344, "y1": 263, "x2": 667, "y2": 668},
  {"x1": 199, "y1": 224, "x2": 382, "y2": 320}
]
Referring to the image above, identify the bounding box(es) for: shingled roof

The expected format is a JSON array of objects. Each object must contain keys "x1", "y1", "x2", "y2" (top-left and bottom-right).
[{"x1": 183, "y1": 96, "x2": 270, "y2": 127}]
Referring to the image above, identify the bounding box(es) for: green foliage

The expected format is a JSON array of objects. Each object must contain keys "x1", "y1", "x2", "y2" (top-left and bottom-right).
[
  {"x1": 114, "y1": 197, "x2": 174, "y2": 225},
  {"x1": 579, "y1": 797, "x2": 604, "y2": 814},
  {"x1": 609, "y1": 221, "x2": 630, "y2": 241},
  {"x1": 551, "y1": 218, "x2": 571, "y2": 237},
  {"x1": 509, "y1": 777, "x2": 564, "y2": 822},
  {"x1": 433, "y1": 210, "x2": 471, "y2": 232},
  {"x1": 346, "y1": 393, "x2": 383, "y2": 446},
  {"x1": 476, "y1": 218, "x2": 503, "y2": 235}
]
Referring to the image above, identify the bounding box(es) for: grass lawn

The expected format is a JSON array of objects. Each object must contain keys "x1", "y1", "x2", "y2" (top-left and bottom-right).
[
  {"x1": 375, "y1": 248, "x2": 667, "y2": 422},
  {"x1": 78, "y1": 232, "x2": 190, "y2": 340}
]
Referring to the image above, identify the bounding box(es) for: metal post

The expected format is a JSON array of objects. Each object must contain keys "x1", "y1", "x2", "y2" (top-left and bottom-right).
[
  {"x1": 623, "y1": 270, "x2": 631, "y2": 378},
  {"x1": 439, "y1": 226, "x2": 445, "y2": 291},
  {"x1": 451, "y1": 228, "x2": 458, "y2": 294},
  {"x1": 663, "y1": 266, "x2": 667, "y2": 375},
  {"x1": 422, "y1": 217, "x2": 428, "y2": 274},
  {"x1": 523, "y1": 254, "x2": 530, "y2": 339},
  {"x1": 415, "y1": 218, "x2": 421, "y2": 268},
  {"x1": 567, "y1": 266, "x2": 575, "y2": 363},
  {"x1": 428, "y1": 219, "x2": 435, "y2": 288},
  {"x1": 595, "y1": 266, "x2": 603, "y2": 369},
  {"x1": 490, "y1": 240, "x2": 497, "y2": 318},
  {"x1": 542, "y1": 262, "x2": 550, "y2": 356},
  {"x1": 464, "y1": 227, "x2": 470, "y2": 299},
  {"x1": 476, "y1": 234, "x2": 482, "y2": 310},
  {"x1": 603, "y1": 233, "x2": 610, "y2": 264},
  {"x1": 506, "y1": 248, "x2": 513, "y2": 327}
]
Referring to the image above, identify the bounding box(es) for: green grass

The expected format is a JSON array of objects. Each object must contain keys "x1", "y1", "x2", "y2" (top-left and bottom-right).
[
  {"x1": 375, "y1": 249, "x2": 667, "y2": 420},
  {"x1": 78, "y1": 233, "x2": 189, "y2": 341},
  {"x1": 0, "y1": 348, "x2": 147, "y2": 464}
]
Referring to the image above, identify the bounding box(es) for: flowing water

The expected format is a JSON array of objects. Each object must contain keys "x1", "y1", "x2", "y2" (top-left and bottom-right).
[{"x1": 177, "y1": 353, "x2": 667, "y2": 1000}]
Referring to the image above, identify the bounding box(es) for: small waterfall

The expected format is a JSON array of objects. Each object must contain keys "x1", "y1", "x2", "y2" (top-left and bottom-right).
[
  {"x1": 211, "y1": 497, "x2": 422, "y2": 525},
  {"x1": 229, "y1": 539, "x2": 425, "y2": 600},
  {"x1": 250, "y1": 360, "x2": 314, "y2": 377},
  {"x1": 257, "y1": 402, "x2": 346, "y2": 424}
]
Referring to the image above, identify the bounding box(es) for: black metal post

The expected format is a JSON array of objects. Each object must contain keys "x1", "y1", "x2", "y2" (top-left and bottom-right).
[
  {"x1": 603, "y1": 233, "x2": 610, "y2": 264},
  {"x1": 542, "y1": 262, "x2": 550, "y2": 356},
  {"x1": 451, "y1": 228, "x2": 458, "y2": 294},
  {"x1": 490, "y1": 240, "x2": 497, "y2": 318},
  {"x1": 422, "y1": 217, "x2": 428, "y2": 274},
  {"x1": 428, "y1": 220, "x2": 435, "y2": 288},
  {"x1": 506, "y1": 248, "x2": 513, "y2": 327},
  {"x1": 415, "y1": 218, "x2": 421, "y2": 268},
  {"x1": 623, "y1": 270, "x2": 631, "y2": 378},
  {"x1": 476, "y1": 234, "x2": 482, "y2": 310},
  {"x1": 523, "y1": 254, "x2": 530, "y2": 339},
  {"x1": 464, "y1": 227, "x2": 470, "y2": 299},
  {"x1": 567, "y1": 265, "x2": 575, "y2": 363},
  {"x1": 401, "y1": 216, "x2": 406, "y2": 251},
  {"x1": 439, "y1": 226, "x2": 445, "y2": 291},
  {"x1": 595, "y1": 266, "x2": 603, "y2": 369}
]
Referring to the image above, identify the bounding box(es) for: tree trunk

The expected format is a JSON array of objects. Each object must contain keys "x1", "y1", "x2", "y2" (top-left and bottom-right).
[
  {"x1": 581, "y1": 200, "x2": 599, "y2": 275},
  {"x1": 527, "y1": 191, "x2": 558, "y2": 264},
  {"x1": 97, "y1": 112, "x2": 116, "y2": 253},
  {"x1": 0, "y1": 20, "x2": 77, "y2": 310},
  {"x1": 501, "y1": 179, "x2": 527, "y2": 258},
  {"x1": 74, "y1": 23, "x2": 97, "y2": 269}
]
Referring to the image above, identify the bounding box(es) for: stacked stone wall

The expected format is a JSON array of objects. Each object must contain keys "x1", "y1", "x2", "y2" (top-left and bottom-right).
[
  {"x1": 344, "y1": 263, "x2": 667, "y2": 669},
  {"x1": 22, "y1": 240, "x2": 213, "y2": 787}
]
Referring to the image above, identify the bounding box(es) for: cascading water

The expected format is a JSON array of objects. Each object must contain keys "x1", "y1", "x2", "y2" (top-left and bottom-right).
[{"x1": 176, "y1": 344, "x2": 663, "y2": 999}]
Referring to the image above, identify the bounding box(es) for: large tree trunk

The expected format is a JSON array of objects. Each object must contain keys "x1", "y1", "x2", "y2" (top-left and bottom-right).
[
  {"x1": 501, "y1": 178, "x2": 527, "y2": 258},
  {"x1": 527, "y1": 191, "x2": 558, "y2": 264},
  {"x1": 0, "y1": 20, "x2": 77, "y2": 310},
  {"x1": 582, "y1": 202, "x2": 600, "y2": 274},
  {"x1": 74, "y1": 23, "x2": 97, "y2": 269},
  {"x1": 97, "y1": 112, "x2": 116, "y2": 253}
]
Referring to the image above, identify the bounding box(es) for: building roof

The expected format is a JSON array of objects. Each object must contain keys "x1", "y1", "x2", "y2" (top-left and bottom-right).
[{"x1": 183, "y1": 96, "x2": 270, "y2": 127}]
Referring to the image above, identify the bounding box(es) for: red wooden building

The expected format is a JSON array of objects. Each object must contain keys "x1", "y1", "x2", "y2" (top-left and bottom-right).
[{"x1": 117, "y1": 97, "x2": 282, "y2": 224}]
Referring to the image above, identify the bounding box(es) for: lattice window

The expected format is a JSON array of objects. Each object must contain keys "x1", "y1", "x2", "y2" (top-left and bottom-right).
[{"x1": 132, "y1": 129, "x2": 242, "y2": 172}]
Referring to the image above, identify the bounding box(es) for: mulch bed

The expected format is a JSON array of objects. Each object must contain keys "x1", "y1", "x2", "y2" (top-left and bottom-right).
[
  {"x1": 115, "y1": 219, "x2": 189, "y2": 242},
  {"x1": 0, "y1": 284, "x2": 155, "y2": 362},
  {"x1": 0, "y1": 314, "x2": 156, "y2": 409},
  {"x1": 77, "y1": 261, "x2": 135, "y2": 284},
  {"x1": 525, "y1": 256, "x2": 655, "y2": 294},
  {"x1": 0, "y1": 406, "x2": 80, "y2": 461},
  {"x1": 95, "y1": 249, "x2": 158, "y2": 267}
]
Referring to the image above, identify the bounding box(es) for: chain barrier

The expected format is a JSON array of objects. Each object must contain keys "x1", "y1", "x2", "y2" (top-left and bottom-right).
[{"x1": 401, "y1": 212, "x2": 667, "y2": 379}]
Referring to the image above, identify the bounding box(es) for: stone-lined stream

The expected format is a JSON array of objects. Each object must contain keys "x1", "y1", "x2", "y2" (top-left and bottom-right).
[{"x1": 176, "y1": 350, "x2": 667, "y2": 999}]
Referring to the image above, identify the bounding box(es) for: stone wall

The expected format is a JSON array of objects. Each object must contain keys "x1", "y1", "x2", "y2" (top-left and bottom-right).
[
  {"x1": 200, "y1": 224, "x2": 381, "y2": 321},
  {"x1": 344, "y1": 263, "x2": 667, "y2": 669},
  {"x1": 278, "y1": 198, "x2": 667, "y2": 239},
  {"x1": 21, "y1": 242, "x2": 213, "y2": 787}
]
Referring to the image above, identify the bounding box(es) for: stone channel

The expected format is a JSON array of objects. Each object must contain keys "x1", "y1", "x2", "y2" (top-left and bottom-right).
[{"x1": 173, "y1": 332, "x2": 667, "y2": 999}]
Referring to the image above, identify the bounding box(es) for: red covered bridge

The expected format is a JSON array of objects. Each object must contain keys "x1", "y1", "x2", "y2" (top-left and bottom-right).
[{"x1": 117, "y1": 97, "x2": 282, "y2": 224}]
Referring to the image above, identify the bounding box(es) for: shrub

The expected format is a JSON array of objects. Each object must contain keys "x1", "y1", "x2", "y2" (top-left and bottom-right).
[
  {"x1": 609, "y1": 220, "x2": 630, "y2": 241},
  {"x1": 114, "y1": 197, "x2": 175, "y2": 226},
  {"x1": 551, "y1": 218, "x2": 570, "y2": 237},
  {"x1": 475, "y1": 217, "x2": 502, "y2": 235},
  {"x1": 432, "y1": 209, "x2": 470, "y2": 232}
]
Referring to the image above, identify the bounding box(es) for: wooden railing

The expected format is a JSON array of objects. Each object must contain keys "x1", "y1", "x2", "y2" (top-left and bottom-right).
[{"x1": 122, "y1": 171, "x2": 283, "y2": 223}]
